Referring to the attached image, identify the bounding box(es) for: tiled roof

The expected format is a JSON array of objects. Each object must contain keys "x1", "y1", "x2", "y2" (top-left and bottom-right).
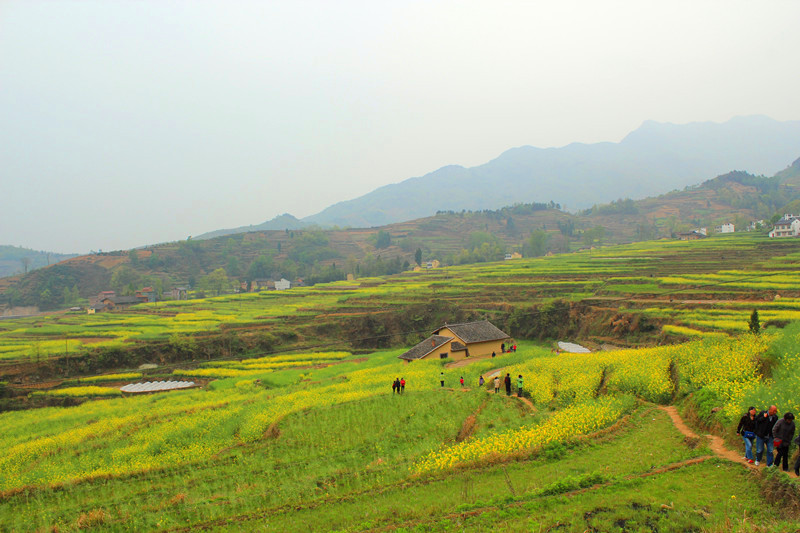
[
  {"x1": 398, "y1": 335, "x2": 452, "y2": 360},
  {"x1": 105, "y1": 296, "x2": 140, "y2": 305},
  {"x1": 436, "y1": 320, "x2": 510, "y2": 344}
]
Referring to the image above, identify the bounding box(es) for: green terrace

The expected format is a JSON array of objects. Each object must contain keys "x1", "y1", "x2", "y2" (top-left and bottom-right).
[{"x1": 1, "y1": 233, "x2": 799, "y2": 364}]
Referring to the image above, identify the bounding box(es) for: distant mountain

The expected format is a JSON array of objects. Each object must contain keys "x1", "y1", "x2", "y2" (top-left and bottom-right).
[
  {"x1": 195, "y1": 213, "x2": 309, "y2": 240},
  {"x1": 302, "y1": 115, "x2": 800, "y2": 228},
  {"x1": 0, "y1": 245, "x2": 77, "y2": 278}
]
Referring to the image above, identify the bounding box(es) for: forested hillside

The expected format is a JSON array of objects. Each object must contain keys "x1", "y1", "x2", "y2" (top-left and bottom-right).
[{"x1": 0, "y1": 246, "x2": 77, "y2": 279}]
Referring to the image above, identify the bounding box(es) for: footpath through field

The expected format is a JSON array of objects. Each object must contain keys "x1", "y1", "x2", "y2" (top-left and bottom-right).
[
  {"x1": 658, "y1": 405, "x2": 758, "y2": 469},
  {"x1": 451, "y1": 353, "x2": 772, "y2": 471}
]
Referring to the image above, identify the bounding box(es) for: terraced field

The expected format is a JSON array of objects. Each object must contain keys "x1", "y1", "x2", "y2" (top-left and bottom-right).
[{"x1": 2, "y1": 233, "x2": 799, "y2": 371}]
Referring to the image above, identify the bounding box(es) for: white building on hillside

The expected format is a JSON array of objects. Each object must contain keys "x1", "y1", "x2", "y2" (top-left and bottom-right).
[
  {"x1": 715, "y1": 223, "x2": 735, "y2": 233},
  {"x1": 769, "y1": 215, "x2": 800, "y2": 238},
  {"x1": 274, "y1": 278, "x2": 292, "y2": 290}
]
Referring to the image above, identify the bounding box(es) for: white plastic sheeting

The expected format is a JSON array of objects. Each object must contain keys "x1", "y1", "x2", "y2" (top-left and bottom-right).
[
  {"x1": 120, "y1": 381, "x2": 195, "y2": 393},
  {"x1": 557, "y1": 341, "x2": 591, "y2": 353}
]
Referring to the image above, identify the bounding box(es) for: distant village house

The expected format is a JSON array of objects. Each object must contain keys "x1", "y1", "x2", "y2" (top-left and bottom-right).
[
  {"x1": 715, "y1": 223, "x2": 735, "y2": 234},
  {"x1": 135, "y1": 287, "x2": 156, "y2": 303},
  {"x1": 398, "y1": 320, "x2": 511, "y2": 362},
  {"x1": 769, "y1": 215, "x2": 800, "y2": 238},
  {"x1": 171, "y1": 287, "x2": 189, "y2": 300},
  {"x1": 676, "y1": 229, "x2": 707, "y2": 241},
  {"x1": 249, "y1": 278, "x2": 292, "y2": 292}
]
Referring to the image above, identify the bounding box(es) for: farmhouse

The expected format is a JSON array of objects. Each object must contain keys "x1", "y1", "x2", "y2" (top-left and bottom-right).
[
  {"x1": 135, "y1": 287, "x2": 156, "y2": 303},
  {"x1": 100, "y1": 295, "x2": 140, "y2": 311},
  {"x1": 676, "y1": 230, "x2": 707, "y2": 241},
  {"x1": 90, "y1": 290, "x2": 116, "y2": 307},
  {"x1": 715, "y1": 223, "x2": 735, "y2": 233},
  {"x1": 171, "y1": 287, "x2": 189, "y2": 300},
  {"x1": 769, "y1": 215, "x2": 800, "y2": 238},
  {"x1": 398, "y1": 320, "x2": 511, "y2": 362}
]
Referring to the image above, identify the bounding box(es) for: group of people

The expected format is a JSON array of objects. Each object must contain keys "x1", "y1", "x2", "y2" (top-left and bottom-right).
[
  {"x1": 490, "y1": 373, "x2": 523, "y2": 397},
  {"x1": 435, "y1": 372, "x2": 524, "y2": 398},
  {"x1": 737, "y1": 405, "x2": 799, "y2": 474},
  {"x1": 391, "y1": 377, "x2": 406, "y2": 394}
]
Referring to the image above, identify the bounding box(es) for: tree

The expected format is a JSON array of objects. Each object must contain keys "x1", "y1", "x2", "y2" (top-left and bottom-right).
[
  {"x1": 247, "y1": 255, "x2": 274, "y2": 280},
  {"x1": 582, "y1": 226, "x2": 606, "y2": 246},
  {"x1": 226, "y1": 256, "x2": 241, "y2": 277},
  {"x1": 375, "y1": 230, "x2": 391, "y2": 249},
  {"x1": 415, "y1": 248, "x2": 422, "y2": 266},
  {"x1": 111, "y1": 266, "x2": 142, "y2": 295},
  {"x1": 62, "y1": 284, "x2": 80, "y2": 307},
  {"x1": 749, "y1": 309, "x2": 760, "y2": 335},
  {"x1": 527, "y1": 229, "x2": 550, "y2": 257},
  {"x1": 201, "y1": 268, "x2": 230, "y2": 296},
  {"x1": 557, "y1": 219, "x2": 575, "y2": 237}
]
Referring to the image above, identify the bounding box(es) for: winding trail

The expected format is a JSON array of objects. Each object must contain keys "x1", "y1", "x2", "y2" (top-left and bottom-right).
[{"x1": 659, "y1": 405, "x2": 757, "y2": 469}]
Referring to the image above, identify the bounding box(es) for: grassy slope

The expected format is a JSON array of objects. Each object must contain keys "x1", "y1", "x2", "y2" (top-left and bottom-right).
[
  {"x1": 2, "y1": 325, "x2": 800, "y2": 530},
  {"x1": 4, "y1": 403, "x2": 794, "y2": 532}
]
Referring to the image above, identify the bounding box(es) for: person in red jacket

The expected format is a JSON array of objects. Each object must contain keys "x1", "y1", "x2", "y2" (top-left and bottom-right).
[{"x1": 400, "y1": 378, "x2": 405, "y2": 394}]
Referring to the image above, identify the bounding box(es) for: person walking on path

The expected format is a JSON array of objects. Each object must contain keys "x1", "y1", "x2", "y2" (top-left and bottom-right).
[
  {"x1": 736, "y1": 406, "x2": 757, "y2": 463},
  {"x1": 440, "y1": 372, "x2": 445, "y2": 388},
  {"x1": 517, "y1": 375, "x2": 524, "y2": 397},
  {"x1": 504, "y1": 373, "x2": 512, "y2": 396},
  {"x1": 773, "y1": 412, "x2": 796, "y2": 471},
  {"x1": 400, "y1": 378, "x2": 406, "y2": 394},
  {"x1": 755, "y1": 405, "x2": 778, "y2": 466},
  {"x1": 493, "y1": 376, "x2": 500, "y2": 394},
  {"x1": 479, "y1": 375, "x2": 485, "y2": 387}
]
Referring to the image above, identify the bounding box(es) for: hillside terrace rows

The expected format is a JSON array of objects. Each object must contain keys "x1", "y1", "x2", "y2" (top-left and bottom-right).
[{"x1": 1, "y1": 234, "x2": 800, "y2": 372}]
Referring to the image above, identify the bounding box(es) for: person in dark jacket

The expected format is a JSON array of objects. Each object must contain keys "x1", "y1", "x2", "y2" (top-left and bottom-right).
[
  {"x1": 755, "y1": 405, "x2": 778, "y2": 466},
  {"x1": 772, "y1": 412, "x2": 796, "y2": 471},
  {"x1": 504, "y1": 373, "x2": 512, "y2": 396},
  {"x1": 736, "y1": 406, "x2": 757, "y2": 463}
]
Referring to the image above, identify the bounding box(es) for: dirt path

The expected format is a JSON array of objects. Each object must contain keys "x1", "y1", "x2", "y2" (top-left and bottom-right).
[
  {"x1": 514, "y1": 395, "x2": 535, "y2": 410},
  {"x1": 659, "y1": 405, "x2": 756, "y2": 469},
  {"x1": 445, "y1": 354, "x2": 494, "y2": 369}
]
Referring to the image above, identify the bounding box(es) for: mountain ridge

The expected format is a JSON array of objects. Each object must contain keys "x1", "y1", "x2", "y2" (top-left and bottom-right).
[
  {"x1": 219, "y1": 115, "x2": 798, "y2": 236},
  {"x1": 195, "y1": 116, "x2": 799, "y2": 240}
]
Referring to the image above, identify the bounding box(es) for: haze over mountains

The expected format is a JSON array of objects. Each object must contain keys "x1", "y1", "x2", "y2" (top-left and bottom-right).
[{"x1": 198, "y1": 115, "x2": 800, "y2": 240}]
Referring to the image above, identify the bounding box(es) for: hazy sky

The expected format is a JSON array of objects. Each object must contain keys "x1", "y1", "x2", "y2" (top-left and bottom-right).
[{"x1": 2, "y1": 1, "x2": 799, "y2": 253}]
